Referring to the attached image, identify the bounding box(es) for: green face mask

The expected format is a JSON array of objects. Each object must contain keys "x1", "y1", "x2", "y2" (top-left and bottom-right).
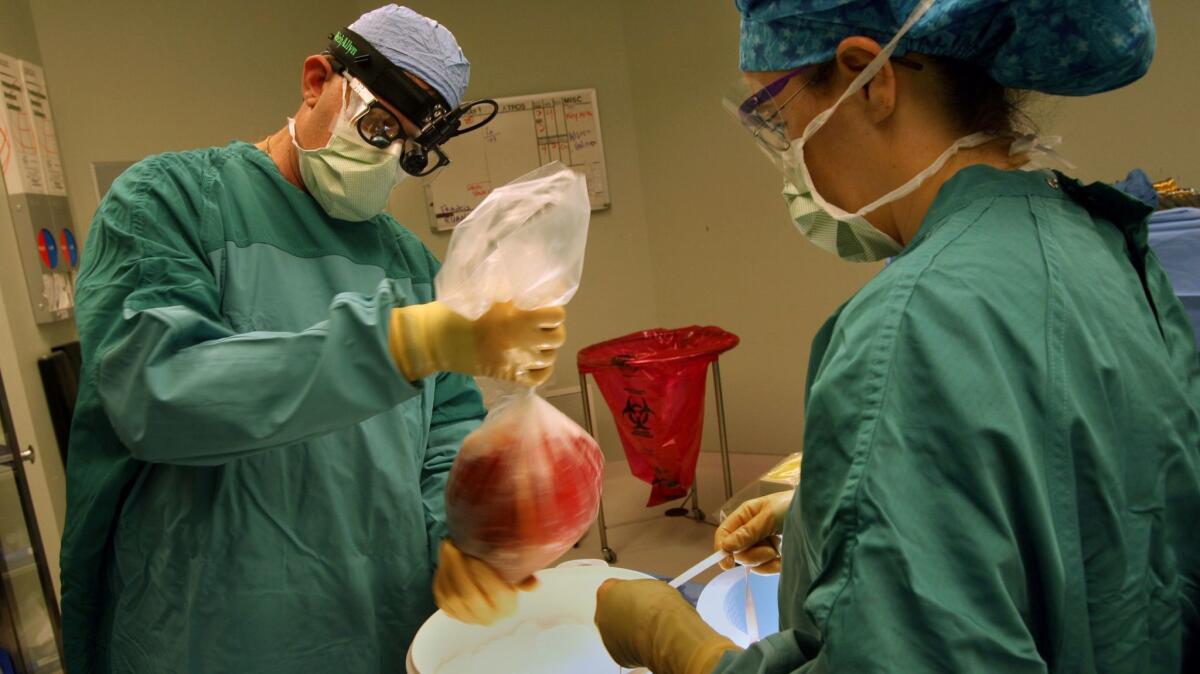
[{"x1": 288, "y1": 80, "x2": 405, "y2": 222}]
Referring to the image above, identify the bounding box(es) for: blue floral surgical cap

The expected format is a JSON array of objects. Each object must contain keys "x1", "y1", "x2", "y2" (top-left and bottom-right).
[
  {"x1": 736, "y1": 0, "x2": 1155, "y2": 96},
  {"x1": 350, "y1": 4, "x2": 470, "y2": 108}
]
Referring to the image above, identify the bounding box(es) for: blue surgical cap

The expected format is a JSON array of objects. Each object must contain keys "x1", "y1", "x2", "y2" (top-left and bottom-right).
[
  {"x1": 736, "y1": 0, "x2": 1155, "y2": 96},
  {"x1": 350, "y1": 4, "x2": 470, "y2": 108}
]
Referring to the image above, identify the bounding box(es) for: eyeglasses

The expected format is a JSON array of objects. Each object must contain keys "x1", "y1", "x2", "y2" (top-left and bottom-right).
[
  {"x1": 731, "y1": 56, "x2": 925, "y2": 152},
  {"x1": 733, "y1": 66, "x2": 813, "y2": 152},
  {"x1": 353, "y1": 97, "x2": 455, "y2": 176},
  {"x1": 354, "y1": 100, "x2": 406, "y2": 149},
  {"x1": 358, "y1": 101, "x2": 452, "y2": 176},
  {"x1": 344, "y1": 77, "x2": 409, "y2": 149},
  {"x1": 343, "y1": 75, "x2": 498, "y2": 177},
  {"x1": 344, "y1": 76, "x2": 451, "y2": 177}
]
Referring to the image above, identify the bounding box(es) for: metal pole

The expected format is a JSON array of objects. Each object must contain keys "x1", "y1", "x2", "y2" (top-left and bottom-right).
[
  {"x1": 712, "y1": 359, "x2": 734, "y2": 501},
  {"x1": 579, "y1": 372, "x2": 616, "y2": 563},
  {"x1": 0, "y1": 371, "x2": 63, "y2": 664}
]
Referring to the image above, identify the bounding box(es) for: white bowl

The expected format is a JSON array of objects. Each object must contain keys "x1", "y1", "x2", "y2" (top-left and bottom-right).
[
  {"x1": 408, "y1": 565, "x2": 653, "y2": 674},
  {"x1": 696, "y1": 567, "x2": 781, "y2": 648}
]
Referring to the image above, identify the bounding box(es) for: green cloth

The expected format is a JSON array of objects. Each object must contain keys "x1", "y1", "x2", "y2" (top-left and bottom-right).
[
  {"x1": 715, "y1": 167, "x2": 1200, "y2": 673},
  {"x1": 61, "y1": 141, "x2": 486, "y2": 673}
]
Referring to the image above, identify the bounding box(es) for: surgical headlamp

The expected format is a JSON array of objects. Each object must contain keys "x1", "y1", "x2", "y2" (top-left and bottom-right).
[{"x1": 326, "y1": 27, "x2": 498, "y2": 176}]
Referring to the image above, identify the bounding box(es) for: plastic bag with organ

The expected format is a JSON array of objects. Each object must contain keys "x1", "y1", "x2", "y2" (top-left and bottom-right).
[
  {"x1": 446, "y1": 392, "x2": 604, "y2": 582},
  {"x1": 439, "y1": 162, "x2": 601, "y2": 582}
]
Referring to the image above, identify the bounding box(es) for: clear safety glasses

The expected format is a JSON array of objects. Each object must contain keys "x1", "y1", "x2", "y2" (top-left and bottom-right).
[
  {"x1": 723, "y1": 57, "x2": 926, "y2": 154},
  {"x1": 724, "y1": 66, "x2": 813, "y2": 153}
]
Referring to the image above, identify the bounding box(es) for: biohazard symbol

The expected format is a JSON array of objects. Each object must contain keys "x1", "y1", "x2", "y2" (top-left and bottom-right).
[{"x1": 622, "y1": 396, "x2": 654, "y2": 438}]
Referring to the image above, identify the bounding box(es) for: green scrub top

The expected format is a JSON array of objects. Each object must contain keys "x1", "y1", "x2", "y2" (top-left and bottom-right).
[
  {"x1": 61, "y1": 141, "x2": 486, "y2": 673},
  {"x1": 715, "y1": 167, "x2": 1200, "y2": 673}
]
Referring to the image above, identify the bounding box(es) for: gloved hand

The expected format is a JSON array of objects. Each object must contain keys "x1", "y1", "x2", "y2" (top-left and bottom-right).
[
  {"x1": 389, "y1": 301, "x2": 566, "y2": 386},
  {"x1": 715, "y1": 490, "x2": 793, "y2": 574},
  {"x1": 433, "y1": 539, "x2": 539, "y2": 625},
  {"x1": 595, "y1": 579, "x2": 739, "y2": 674}
]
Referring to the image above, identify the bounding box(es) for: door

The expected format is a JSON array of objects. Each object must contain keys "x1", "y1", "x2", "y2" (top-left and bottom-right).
[{"x1": 0, "y1": 370, "x2": 63, "y2": 673}]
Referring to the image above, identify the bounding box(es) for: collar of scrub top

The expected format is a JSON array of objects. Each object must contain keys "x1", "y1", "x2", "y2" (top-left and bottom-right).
[{"x1": 326, "y1": 26, "x2": 498, "y2": 176}]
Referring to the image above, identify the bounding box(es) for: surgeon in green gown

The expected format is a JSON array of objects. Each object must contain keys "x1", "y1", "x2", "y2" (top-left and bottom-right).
[
  {"x1": 61, "y1": 5, "x2": 567, "y2": 673},
  {"x1": 595, "y1": 1, "x2": 1200, "y2": 673}
]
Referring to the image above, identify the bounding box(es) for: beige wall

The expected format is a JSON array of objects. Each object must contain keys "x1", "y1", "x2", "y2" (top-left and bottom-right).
[
  {"x1": 30, "y1": 1, "x2": 355, "y2": 242},
  {"x1": 1034, "y1": 0, "x2": 1200, "y2": 186},
  {"x1": 619, "y1": 0, "x2": 1200, "y2": 459},
  {"x1": 388, "y1": 1, "x2": 662, "y2": 393},
  {"x1": 32, "y1": 0, "x2": 663, "y2": 390},
  {"x1": 15, "y1": 3, "x2": 1200, "y2": 582},
  {"x1": 28, "y1": 0, "x2": 663, "y2": 463},
  {"x1": 0, "y1": 0, "x2": 75, "y2": 598},
  {"x1": 623, "y1": 1, "x2": 881, "y2": 459}
]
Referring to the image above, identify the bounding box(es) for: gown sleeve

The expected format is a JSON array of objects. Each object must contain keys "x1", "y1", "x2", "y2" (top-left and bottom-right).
[
  {"x1": 421, "y1": 371, "x2": 486, "y2": 563},
  {"x1": 77, "y1": 155, "x2": 427, "y2": 466}
]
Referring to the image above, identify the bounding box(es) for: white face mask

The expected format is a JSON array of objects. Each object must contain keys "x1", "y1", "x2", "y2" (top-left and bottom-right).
[
  {"x1": 779, "y1": 0, "x2": 1003, "y2": 262},
  {"x1": 781, "y1": 131, "x2": 998, "y2": 262},
  {"x1": 290, "y1": 78, "x2": 405, "y2": 222}
]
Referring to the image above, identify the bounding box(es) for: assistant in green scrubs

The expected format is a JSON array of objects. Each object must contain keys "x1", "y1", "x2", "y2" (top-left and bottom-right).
[
  {"x1": 594, "y1": 2, "x2": 1200, "y2": 673},
  {"x1": 722, "y1": 166, "x2": 1200, "y2": 673},
  {"x1": 57, "y1": 6, "x2": 537, "y2": 673}
]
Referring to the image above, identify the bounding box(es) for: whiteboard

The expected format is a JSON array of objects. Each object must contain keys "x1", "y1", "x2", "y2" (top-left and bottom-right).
[{"x1": 424, "y1": 88, "x2": 610, "y2": 231}]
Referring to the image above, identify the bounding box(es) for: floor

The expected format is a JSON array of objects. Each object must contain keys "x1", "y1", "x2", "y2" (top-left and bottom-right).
[{"x1": 555, "y1": 452, "x2": 783, "y2": 585}]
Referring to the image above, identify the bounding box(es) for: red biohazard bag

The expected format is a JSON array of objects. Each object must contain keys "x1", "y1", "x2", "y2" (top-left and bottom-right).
[
  {"x1": 439, "y1": 162, "x2": 602, "y2": 582},
  {"x1": 578, "y1": 327, "x2": 738, "y2": 506}
]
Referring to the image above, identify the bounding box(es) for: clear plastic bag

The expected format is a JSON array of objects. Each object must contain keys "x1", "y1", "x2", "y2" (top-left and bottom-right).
[
  {"x1": 440, "y1": 162, "x2": 602, "y2": 581},
  {"x1": 435, "y1": 161, "x2": 590, "y2": 320}
]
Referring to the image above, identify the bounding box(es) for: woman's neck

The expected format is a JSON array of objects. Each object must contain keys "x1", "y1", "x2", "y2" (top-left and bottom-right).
[{"x1": 883, "y1": 138, "x2": 1026, "y2": 245}]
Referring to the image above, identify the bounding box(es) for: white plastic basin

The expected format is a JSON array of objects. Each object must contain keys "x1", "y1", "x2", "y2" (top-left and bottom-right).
[
  {"x1": 407, "y1": 565, "x2": 652, "y2": 674},
  {"x1": 696, "y1": 567, "x2": 781, "y2": 649}
]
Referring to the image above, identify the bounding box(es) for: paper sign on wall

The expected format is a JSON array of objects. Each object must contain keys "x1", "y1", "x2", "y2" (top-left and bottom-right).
[
  {"x1": 18, "y1": 61, "x2": 67, "y2": 197},
  {"x1": 424, "y1": 88, "x2": 610, "y2": 231},
  {"x1": 0, "y1": 52, "x2": 47, "y2": 195},
  {"x1": 0, "y1": 51, "x2": 77, "y2": 323}
]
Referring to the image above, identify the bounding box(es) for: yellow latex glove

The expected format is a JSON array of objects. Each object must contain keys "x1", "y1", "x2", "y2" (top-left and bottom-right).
[
  {"x1": 389, "y1": 301, "x2": 566, "y2": 386},
  {"x1": 595, "y1": 579, "x2": 739, "y2": 674},
  {"x1": 433, "y1": 539, "x2": 539, "y2": 625},
  {"x1": 715, "y1": 490, "x2": 793, "y2": 574}
]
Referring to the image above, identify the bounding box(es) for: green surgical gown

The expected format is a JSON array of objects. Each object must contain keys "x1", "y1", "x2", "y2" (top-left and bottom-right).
[
  {"x1": 60, "y1": 142, "x2": 486, "y2": 673},
  {"x1": 715, "y1": 167, "x2": 1200, "y2": 673}
]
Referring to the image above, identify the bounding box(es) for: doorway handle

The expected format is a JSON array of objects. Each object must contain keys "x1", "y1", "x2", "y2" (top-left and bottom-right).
[{"x1": 0, "y1": 445, "x2": 34, "y2": 467}]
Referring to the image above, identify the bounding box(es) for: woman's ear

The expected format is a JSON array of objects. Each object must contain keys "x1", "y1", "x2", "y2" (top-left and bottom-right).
[{"x1": 834, "y1": 36, "x2": 897, "y2": 125}]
